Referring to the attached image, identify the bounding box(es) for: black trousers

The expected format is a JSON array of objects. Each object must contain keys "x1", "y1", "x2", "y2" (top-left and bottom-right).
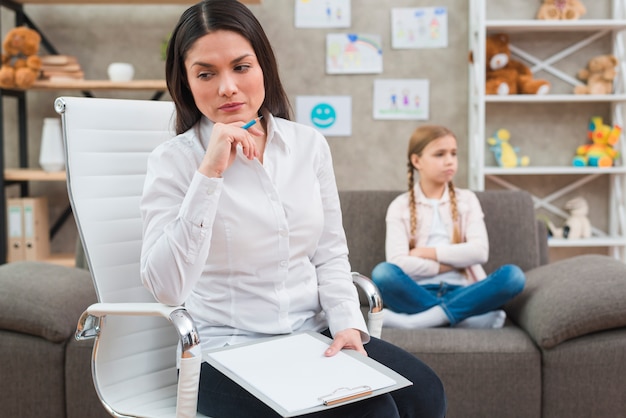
[{"x1": 197, "y1": 331, "x2": 447, "y2": 418}]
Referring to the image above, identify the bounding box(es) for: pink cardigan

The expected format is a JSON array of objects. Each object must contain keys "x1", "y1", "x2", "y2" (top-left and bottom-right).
[{"x1": 385, "y1": 185, "x2": 489, "y2": 282}]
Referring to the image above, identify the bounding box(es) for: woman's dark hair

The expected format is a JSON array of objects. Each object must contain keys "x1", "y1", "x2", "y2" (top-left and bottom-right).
[{"x1": 166, "y1": 0, "x2": 292, "y2": 134}]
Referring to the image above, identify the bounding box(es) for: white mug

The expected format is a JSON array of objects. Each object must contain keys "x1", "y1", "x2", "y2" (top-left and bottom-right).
[{"x1": 107, "y1": 62, "x2": 135, "y2": 82}]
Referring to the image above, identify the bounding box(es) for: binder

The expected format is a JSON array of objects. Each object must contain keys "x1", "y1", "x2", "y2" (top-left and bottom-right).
[
  {"x1": 204, "y1": 331, "x2": 412, "y2": 417},
  {"x1": 21, "y1": 197, "x2": 50, "y2": 261},
  {"x1": 6, "y1": 198, "x2": 25, "y2": 262}
]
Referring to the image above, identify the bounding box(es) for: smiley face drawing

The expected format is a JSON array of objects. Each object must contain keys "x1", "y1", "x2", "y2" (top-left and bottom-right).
[{"x1": 310, "y1": 103, "x2": 336, "y2": 129}]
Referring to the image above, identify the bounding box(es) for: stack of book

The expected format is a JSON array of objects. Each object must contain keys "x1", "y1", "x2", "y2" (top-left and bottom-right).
[{"x1": 40, "y1": 55, "x2": 85, "y2": 81}]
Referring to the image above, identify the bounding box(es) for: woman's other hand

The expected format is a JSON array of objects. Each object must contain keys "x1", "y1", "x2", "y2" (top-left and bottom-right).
[{"x1": 324, "y1": 328, "x2": 367, "y2": 357}]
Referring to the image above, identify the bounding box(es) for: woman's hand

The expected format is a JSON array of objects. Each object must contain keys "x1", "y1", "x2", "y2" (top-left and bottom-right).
[
  {"x1": 198, "y1": 121, "x2": 264, "y2": 178},
  {"x1": 324, "y1": 328, "x2": 367, "y2": 357}
]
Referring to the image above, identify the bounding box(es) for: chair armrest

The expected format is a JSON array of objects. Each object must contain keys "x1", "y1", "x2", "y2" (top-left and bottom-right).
[
  {"x1": 352, "y1": 272, "x2": 384, "y2": 338},
  {"x1": 76, "y1": 302, "x2": 200, "y2": 356},
  {"x1": 76, "y1": 302, "x2": 201, "y2": 418}
]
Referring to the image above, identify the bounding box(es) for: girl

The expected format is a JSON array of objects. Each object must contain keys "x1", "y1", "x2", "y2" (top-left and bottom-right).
[
  {"x1": 140, "y1": 1, "x2": 446, "y2": 416},
  {"x1": 371, "y1": 125, "x2": 525, "y2": 329}
]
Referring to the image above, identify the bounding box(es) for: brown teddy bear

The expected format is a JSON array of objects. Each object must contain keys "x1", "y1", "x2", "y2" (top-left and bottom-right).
[
  {"x1": 483, "y1": 33, "x2": 550, "y2": 95},
  {"x1": 536, "y1": 0, "x2": 587, "y2": 20},
  {"x1": 0, "y1": 26, "x2": 42, "y2": 89},
  {"x1": 574, "y1": 54, "x2": 618, "y2": 95}
]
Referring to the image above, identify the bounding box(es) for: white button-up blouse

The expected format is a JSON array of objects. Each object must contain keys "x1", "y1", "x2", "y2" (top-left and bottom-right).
[{"x1": 140, "y1": 113, "x2": 368, "y2": 350}]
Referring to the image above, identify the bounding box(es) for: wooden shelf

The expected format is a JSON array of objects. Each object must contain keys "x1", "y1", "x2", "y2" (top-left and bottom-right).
[
  {"x1": 484, "y1": 166, "x2": 626, "y2": 175},
  {"x1": 32, "y1": 79, "x2": 167, "y2": 91},
  {"x1": 7, "y1": 0, "x2": 259, "y2": 4},
  {"x1": 486, "y1": 19, "x2": 626, "y2": 32},
  {"x1": 5, "y1": 168, "x2": 66, "y2": 181}
]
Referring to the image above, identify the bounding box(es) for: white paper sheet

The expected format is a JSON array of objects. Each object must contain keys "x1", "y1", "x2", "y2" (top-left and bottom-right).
[{"x1": 205, "y1": 332, "x2": 405, "y2": 416}]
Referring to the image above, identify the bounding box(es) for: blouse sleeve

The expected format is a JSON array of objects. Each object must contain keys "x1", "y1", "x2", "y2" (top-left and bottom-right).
[
  {"x1": 435, "y1": 190, "x2": 489, "y2": 267},
  {"x1": 140, "y1": 140, "x2": 222, "y2": 306},
  {"x1": 310, "y1": 136, "x2": 369, "y2": 341}
]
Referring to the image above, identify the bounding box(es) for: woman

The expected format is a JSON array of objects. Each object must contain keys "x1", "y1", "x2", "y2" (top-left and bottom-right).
[
  {"x1": 372, "y1": 125, "x2": 526, "y2": 329},
  {"x1": 140, "y1": 1, "x2": 446, "y2": 416}
]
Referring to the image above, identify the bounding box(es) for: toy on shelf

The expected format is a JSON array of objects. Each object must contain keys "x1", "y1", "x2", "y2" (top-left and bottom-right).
[
  {"x1": 0, "y1": 26, "x2": 42, "y2": 89},
  {"x1": 475, "y1": 33, "x2": 550, "y2": 96},
  {"x1": 536, "y1": 0, "x2": 587, "y2": 20},
  {"x1": 487, "y1": 128, "x2": 530, "y2": 168},
  {"x1": 546, "y1": 197, "x2": 592, "y2": 239},
  {"x1": 574, "y1": 54, "x2": 618, "y2": 95},
  {"x1": 573, "y1": 116, "x2": 621, "y2": 167}
]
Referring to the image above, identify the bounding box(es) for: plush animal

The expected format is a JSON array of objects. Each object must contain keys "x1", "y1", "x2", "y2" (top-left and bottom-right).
[
  {"x1": 574, "y1": 54, "x2": 618, "y2": 95},
  {"x1": 547, "y1": 197, "x2": 592, "y2": 239},
  {"x1": 483, "y1": 33, "x2": 550, "y2": 95},
  {"x1": 573, "y1": 116, "x2": 621, "y2": 167},
  {"x1": 0, "y1": 26, "x2": 42, "y2": 89},
  {"x1": 487, "y1": 128, "x2": 530, "y2": 168},
  {"x1": 536, "y1": 0, "x2": 587, "y2": 20}
]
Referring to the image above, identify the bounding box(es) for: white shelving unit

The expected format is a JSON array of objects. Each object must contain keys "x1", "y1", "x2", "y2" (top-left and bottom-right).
[{"x1": 468, "y1": 0, "x2": 626, "y2": 261}]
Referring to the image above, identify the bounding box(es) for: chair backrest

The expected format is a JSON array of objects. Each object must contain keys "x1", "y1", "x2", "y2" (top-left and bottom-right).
[{"x1": 57, "y1": 96, "x2": 186, "y2": 416}]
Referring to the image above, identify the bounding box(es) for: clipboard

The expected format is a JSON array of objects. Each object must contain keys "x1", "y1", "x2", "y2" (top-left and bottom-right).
[{"x1": 204, "y1": 331, "x2": 412, "y2": 417}]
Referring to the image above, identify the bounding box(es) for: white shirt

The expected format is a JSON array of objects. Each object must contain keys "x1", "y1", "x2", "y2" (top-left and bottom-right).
[
  {"x1": 420, "y1": 198, "x2": 469, "y2": 286},
  {"x1": 140, "y1": 112, "x2": 368, "y2": 350}
]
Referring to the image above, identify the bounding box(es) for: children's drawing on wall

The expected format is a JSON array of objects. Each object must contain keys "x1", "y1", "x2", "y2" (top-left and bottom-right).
[
  {"x1": 391, "y1": 7, "x2": 448, "y2": 49},
  {"x1": 295, "y1": 95, "x2": 352, "y2": 136},
  {"x1": 373, "y1": 79, "x2": 429, "y2": 120},
  {"x1": 294, "y1": 0, "x2": 351, "y2": 28},
  {"x1": 326, "y1": 33, "x2": 383, "y2": 74}
]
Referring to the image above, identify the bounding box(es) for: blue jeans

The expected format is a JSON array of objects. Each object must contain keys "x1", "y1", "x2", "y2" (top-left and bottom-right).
[{"x1": 371, "y1": 262, "x2": 525, "y2": 326}]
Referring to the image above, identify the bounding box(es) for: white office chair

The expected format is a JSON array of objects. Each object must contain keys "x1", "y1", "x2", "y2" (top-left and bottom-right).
[{"x1": 56, "y1": 96, "x2": 383, "y2": 418}]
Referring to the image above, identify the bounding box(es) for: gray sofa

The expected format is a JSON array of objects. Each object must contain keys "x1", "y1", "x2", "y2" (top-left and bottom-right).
[{"x1": 1, "y1": 190, "x2": 625, "y2": 417}]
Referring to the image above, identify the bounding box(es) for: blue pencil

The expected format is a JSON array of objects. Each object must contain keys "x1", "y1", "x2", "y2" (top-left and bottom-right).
[{"x1": 242, "y1": 115, "x2": 263, "y2": 130}]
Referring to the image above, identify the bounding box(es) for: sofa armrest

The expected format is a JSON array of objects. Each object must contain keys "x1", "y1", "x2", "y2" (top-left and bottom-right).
[
  {"x1": 505, "y1": 254, "x2": 626, "y2": 349},
  {"x1": 0, "y1": 261, "x2": 96, "y2": 343}
]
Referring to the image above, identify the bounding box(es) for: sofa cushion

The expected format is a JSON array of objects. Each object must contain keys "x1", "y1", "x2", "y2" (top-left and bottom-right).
[
  {"x1": 505, "y1": 254, "x2": 626, "y2": 349},
  {"x1": 0, "y1": 261, "x2": 96, "y2": 343}
]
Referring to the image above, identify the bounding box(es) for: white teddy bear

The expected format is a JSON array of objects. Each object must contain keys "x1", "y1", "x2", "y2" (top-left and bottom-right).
[{"x1": 547, "y1": 197, "x2": 591, "y2": 239}]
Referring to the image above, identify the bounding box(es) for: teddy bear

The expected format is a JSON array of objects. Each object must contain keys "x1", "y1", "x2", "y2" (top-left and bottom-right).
[
  {"x1": 536, "y1": 0, "x2": 587, "y2": 20},
  {"x1": 0, "y1": 26, "x2": 42, "y2": 89},
  {"x1": 483, "y1": 33, "x2": 550, "y2": 95},
  {"x1": 574, "y1": 54, "x2": 618, "y2": 95},
  {"x1": 546, "y1": 197, "x2": 592, "y2": 239},
  {"x1": 573, "y1": 116, "x2": 621, "y2": 167}
]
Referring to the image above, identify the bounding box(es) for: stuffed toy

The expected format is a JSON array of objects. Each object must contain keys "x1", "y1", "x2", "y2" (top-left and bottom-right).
[
  {"x1": 547, "y1": 197, "x2": 592, "y2": 239},
  {"x1": 487, "y1": 128, "x2": 530, "y2": 168},
  {"x1": 482, "y1": 33, "x2": 550, "y2": 95},
  {"x1": 0, "y1": 26, "x2": 42, "y2": 89},
  {"x1": 573, "y1": 116, "x2": 621, "y2": 167},
  {"x1": 536, "y1": 0, "x2": 587, "y2": 20},
  {"x1": 574, "y1": 54, "x2": 618, "y2": 95}
]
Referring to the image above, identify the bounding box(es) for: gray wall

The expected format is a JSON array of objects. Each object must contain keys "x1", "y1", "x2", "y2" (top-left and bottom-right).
[
  {"x1": 1, "y1": 1, "x2": 470, "y2": 253},
  {"x1": 0, "y1": 0, "x2": 618, "y2": 260}
]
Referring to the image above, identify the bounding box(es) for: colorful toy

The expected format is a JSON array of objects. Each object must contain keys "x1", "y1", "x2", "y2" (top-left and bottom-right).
[
  {"x1": 546, "y1": 197, "x2": 592, "y2": 239},
  {"x1": 573, "y1": 117, "x2": 621, "y2": 167},
  {"x1": 487, "y1": 128, "x2": 530, "y2": 168},
  {"x1": 0, "y1": 26, "x2": 42, "y2": 89},
  {"x1": 536, "y1": 0, "x2": 587, "y2": 20},
  {"x1": 477, "y1": 33, "x2": 550, "y2": 96},
  {"x1": 574, "y1": 54, "x2": 618, "y2": 95}
]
